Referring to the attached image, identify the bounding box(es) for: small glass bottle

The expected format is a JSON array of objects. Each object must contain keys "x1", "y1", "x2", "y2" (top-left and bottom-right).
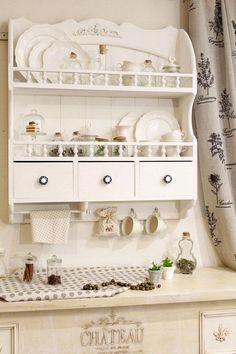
[
  {"x1": 93, "y1": 44, "x2": 107, "y2": 85},
  {"x1": 140, "y1": 59, "x2": 156, "y2": 87},
  {"x1": 47, "y1": 255, "x2": 62, "y2": 285},
  {"x1": 60, "y1": 51, "x2": 82, "y2": 84},
  {"x1": 176, "y1": 232, "x2": 197, "y2": 274},
  {"x1": 0, "y1": 248, "x2": 8, "y2": 278},
  {"x1": 23, "y1": 252, "x2": 37, "y2": 283}
]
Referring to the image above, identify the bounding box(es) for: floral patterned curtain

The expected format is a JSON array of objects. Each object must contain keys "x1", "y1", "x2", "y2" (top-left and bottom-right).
[{"x1": 187, "y1": 0, "x2": 236, "y2": 269}]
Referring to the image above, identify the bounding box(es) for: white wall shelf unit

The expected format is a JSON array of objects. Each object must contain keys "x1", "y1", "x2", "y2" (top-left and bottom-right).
[{"x1": 8, "y1": 18, "x2": 197, "y2": 223}]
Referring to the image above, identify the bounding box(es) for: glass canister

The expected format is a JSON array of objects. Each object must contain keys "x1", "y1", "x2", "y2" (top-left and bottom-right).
[
  {"x1": 78, "y1": 134, "x2": 97, "y2": 156},
  {"x1": 47, "y1": 255, "x2": 62, "y2": 285},
  {"x1": 68, "y1": 130, "x2": 81, "y2": 156},
  {"x1": 139, "y1": 59, "x2": 156, "y2": 87},
  {"x1": 23, "y1": 252, "x2": 37, "y2": 283},
  {"x1": 0, "y1": 248, "x2": 8, "y2": 278},
  {"x1": 49, "y1": 132, "x2": 68, "y2": 157},
  {"x1": 176, "y1": 232, "x2": 197, "y2": 274},
  {"x1": 60, "y1": 51, "x2": 82, "y2": 84},
  {"x1": 112, "y1": 136, "x2": 128, "y2": 157},
  {"x1": 95, "y1": 137, "x2": 109, "y2": 156}
]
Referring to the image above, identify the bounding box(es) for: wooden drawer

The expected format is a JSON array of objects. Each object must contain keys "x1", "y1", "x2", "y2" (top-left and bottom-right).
[
  {"x1": 201, "y1": 310, "x2": 236, "y2": 354},
  {"x1": 139, "y1": 161, "x2": 194, "y2": 199},
  {"x1": 13, "y1": 162, "x2": 74, "y2": 202},
  {"x1": 77, "y1": 162, "x2": 135, "y2": 201}
]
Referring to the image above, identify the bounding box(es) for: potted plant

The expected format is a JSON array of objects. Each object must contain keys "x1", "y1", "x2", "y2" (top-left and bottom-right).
[
  {"x1": 161, "y1": 257, "x2": 175, "y2": 280},
  {"x1": 148, "y1": 262, "x2": 163, "y2": 284}
]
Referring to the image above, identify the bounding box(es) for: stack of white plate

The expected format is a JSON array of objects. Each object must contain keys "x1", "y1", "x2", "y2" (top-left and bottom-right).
[{"x1": 15, "y1": 24, "x2": 90, "y2": 83}]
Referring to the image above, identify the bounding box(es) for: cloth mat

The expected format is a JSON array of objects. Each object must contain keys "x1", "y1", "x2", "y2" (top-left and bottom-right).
[
  {"x1": 30, "y1": 210, "x2": 70, "y2": 244},
  {"x1": 0, "y1": 266, "x2": 148, "y2": 302}
]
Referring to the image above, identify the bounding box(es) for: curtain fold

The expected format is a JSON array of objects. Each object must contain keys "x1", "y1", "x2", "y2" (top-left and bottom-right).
[{"x1": 188, "y1": 0, "x2": 236, "y2": 269}]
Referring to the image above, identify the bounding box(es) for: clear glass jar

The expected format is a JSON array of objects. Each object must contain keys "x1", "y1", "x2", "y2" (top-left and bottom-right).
[
  {"x1": 49, "y1": 132, "x2": 68, "y2": 157},
  {"x1": 78, "y1": 134, "x2": 97, "y2": 156},
  {"x1": 176, "y1": 232, "x2": 197, "y2": 274},
  {"x1": 23, "y1": 252, "x2": 37, "y2": 283},
  {"x1": 60, "y1": 51, "x2": 82, "y2": 84},
  {"x1": 95, "y1": 137, "x2": 109, "y2": 156},
  {"x1": 139, "y1": 59, "x2": 156, "y2": 87},
  {"x1": 162, "y1": 63, "x2": 180, "y2": 88},
  {"x1": 112, "y1": 136, "x2": 128, "y2": 156},
  {"x1": 47, "y1": 255, "x2": 62, "y2": 285},
  {"x1": 0, "y1": 248, "x2": 8, "y2": 278},
  {"x1": 68, "y1": 130, "x2": 81, "y2": 156}
]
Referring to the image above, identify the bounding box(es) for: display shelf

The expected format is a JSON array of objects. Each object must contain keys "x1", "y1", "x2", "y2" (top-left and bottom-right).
[{"x1": 8, "y1": 18, "x2": 197, "y2": 223}]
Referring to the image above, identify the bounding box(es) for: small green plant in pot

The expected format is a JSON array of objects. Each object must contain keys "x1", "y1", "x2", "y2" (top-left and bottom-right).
[
  {"x1": 161, "y1": 257, "x2": 175, "y2": 280},
  {"x1": 148, "y1": 262, "x2": 162, "y2": 285}
]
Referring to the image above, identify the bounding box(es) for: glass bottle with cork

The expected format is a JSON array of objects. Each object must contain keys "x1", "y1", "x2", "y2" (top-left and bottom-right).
[
  {"x1": 23, "y1": 252, "x2": 37, "y2": 283},
  {"x1": 93, "y1": 44, "x2": 108, "y2": 85},
  {"x1": 176, "y1": 232, "x2": 197, "y2": 274}
]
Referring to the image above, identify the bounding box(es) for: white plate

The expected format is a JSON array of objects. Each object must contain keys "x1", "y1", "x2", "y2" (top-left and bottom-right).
[
  {"x1": 135, "y1": 111, "x2": 179, "y2": 142},
  {"x1": 43, "y1": 40, "x2": 90, "y2": 83},
  {"x1": 15, "y1": 24, "x2": 69, "y2": 78},
  {"x1": 28, "y1": 39, "x2": 55, "y2": 82}
]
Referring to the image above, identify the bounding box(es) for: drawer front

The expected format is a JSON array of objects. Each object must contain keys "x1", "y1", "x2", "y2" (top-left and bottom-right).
[
  {"x1": 78, "y1": 162, "x2": 134, "y2": 201},
  {"x1": 14, "y1": 162, "x2": 74, "y2": 202},
  {"x1": 201, "y1": 310, "x2": 236, "y2": 354},
  {"x1": 139, "y1": 162, "x2": 194, "y2": 199}
]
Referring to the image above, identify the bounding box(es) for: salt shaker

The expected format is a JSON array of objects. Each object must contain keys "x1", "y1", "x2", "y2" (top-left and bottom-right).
[
  {"x1": 23, "y1": 252, "x2": 37, "y2": 283},
  {"x1": 47, "y1": 255, "x2": 62, "y2": 285}
]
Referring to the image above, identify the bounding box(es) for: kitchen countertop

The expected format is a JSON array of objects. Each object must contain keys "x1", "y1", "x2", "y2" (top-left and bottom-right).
[{"x1": 0, "y1": 267, "x2": 236, "y2": 313}]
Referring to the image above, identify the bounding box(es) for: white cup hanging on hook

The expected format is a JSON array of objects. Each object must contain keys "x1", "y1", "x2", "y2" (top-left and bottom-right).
[
  {"x1": 144, "y1": 208, "x2": 167, "y2": 235},
  {"x1": 121, "y1": 208, "x2": 143, "y2": 237}
]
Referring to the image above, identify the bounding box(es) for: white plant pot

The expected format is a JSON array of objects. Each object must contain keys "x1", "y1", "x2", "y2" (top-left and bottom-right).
[
  {"x1": 148, "y1": 269, "x2": 163, "y2": 284},
  {"x1": 162, "y1": 266, "x2": 175, "y2": 280}
]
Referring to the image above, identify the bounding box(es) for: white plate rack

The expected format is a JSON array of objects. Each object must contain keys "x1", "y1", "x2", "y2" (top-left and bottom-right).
[
  {"x1": 13, "y1": 141, "x2": 194, "y2": 160},
  {"x1": 11, "y1": 67, "x2": 194, "y2": 91}
]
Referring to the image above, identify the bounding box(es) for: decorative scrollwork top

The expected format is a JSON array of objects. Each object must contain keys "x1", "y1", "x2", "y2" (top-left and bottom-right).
[
  {"x1": 73, "y1": 23, "x2": 121, "y2": 38},
  {"x1": 213, "y1": 324, "x2": 230, "y2": 342}
]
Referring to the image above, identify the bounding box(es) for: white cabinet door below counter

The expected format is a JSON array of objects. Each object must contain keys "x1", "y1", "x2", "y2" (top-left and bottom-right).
[{"x1": 77, "y1": 162, "x2": 135, "y2": 201}]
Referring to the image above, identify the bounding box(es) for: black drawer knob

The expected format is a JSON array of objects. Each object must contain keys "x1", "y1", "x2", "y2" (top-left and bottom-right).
[
  {"x1": 39, "y1": 176, "x2": 48, "y2": 185},
  {"x1": 103, "y1": 175, "x2": 112, "y2": 184},
  {"x1": 163, "y1": 175, "x2": 172, "y2": 184}
]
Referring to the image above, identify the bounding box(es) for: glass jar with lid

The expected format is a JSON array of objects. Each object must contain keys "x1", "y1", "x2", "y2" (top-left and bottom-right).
[
  {"x1": 47, "y1": 255, "x2": 62, "y2": 285},
  {"x1": 112, "y1": 136, "x2": 128, "y2": 157},
  {"x1": 67, "y1": 130, "x2": 81, "y2": 156},
  {"x1": 95, "y1": 137, "x2": 109, "y2": 156},
  {"x1": 0, "y1": 248, "x2": 8, "y2": 278},
  {"x1": 139, "y1": 59, "x2": 156, "y2": 87},
  {"x1": 176, "y1": 232, "x2": 197, "y2": 274},
  {"x1": 49, "y1": 132, "x2": 68, "y2": 157},
  {"x1": 23, "y1": 252, "x2": 37, "y2": 283},
  {"x1": 78, "y1": 134, "x2": 97, "y2": 156},
  {"x1": 60, "y1": 51, "x2": 82, "y2": 84}
]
